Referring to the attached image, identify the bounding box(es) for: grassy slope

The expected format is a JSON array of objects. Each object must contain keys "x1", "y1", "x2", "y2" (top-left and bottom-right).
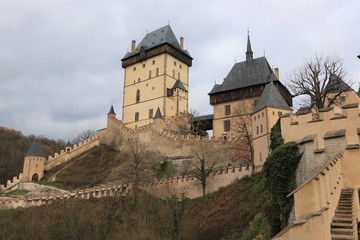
[{"x1": 0, "y1": 173, "x2": 272, "y2": 240}]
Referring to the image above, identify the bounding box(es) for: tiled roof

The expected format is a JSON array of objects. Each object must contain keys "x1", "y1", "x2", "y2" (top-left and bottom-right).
[
  {"x1": 209, "y1": 56, "x2": 278, "y2": 94},
  {"x1": 253, "y1": 81, "x2": 292, "y2": 113},
  {"x1": 26, "y1": 142, "x2": 46, "y2": 157},
  {"x1": 123, "y1": 25, "x2": 191, "y2": 59},
  {"x1": 327, "y1": 75, "x2": 352, "y2": 93}
]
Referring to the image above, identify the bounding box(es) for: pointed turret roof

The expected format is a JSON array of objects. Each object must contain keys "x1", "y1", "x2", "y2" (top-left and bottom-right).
[
  {"x1": 108, "y1": 105, "x2": 116, "y2": 115},
  {"x1": 246, "y1": 32, "x2": 253, "y2": 62},
  {"x1": 26, "y1": 142, "x2": 46, "y2": 157},
  {"x1": 153, "y1": 107, "x2": 164, "y2": 119},
  {"x1": 172, "y1": 80, "x2": 187, "y2": 91},
  {"x1": 253, "y1": 81, "x2": 292, "y2": 113},
  {"x1": 123, "y1": 25, "x2": 191, "y2": 59}
]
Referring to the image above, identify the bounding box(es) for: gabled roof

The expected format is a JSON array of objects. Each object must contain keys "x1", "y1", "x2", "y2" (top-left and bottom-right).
[
  {"x1": 108, "y1": 105, "x2": 116, "y2": 115},
  {"x1": 326, "y1": 75, "x2": 352, "y2": 93},
  {"x1": 153, "y1": 107, "x2": 164, "y2": 119},
  {"x1": 253, "y1": 81, "x2": 292, "y2": 113},
  {"x1": 172, "y1": 80, "x2": 187, "y2": 91},
  {"x1": 209, "y1": 56, "x2": 278, "y2": 95},
  {"x1": 26, "y1": 142, "x2": 46, "y2": 157},
  {"x1": 123, "y1": 25, "x2": 191, "y2": 59}
]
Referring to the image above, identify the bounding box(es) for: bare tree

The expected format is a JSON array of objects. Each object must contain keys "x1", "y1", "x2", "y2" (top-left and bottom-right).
[
  {"x1": 122, "y1": 137, "x2": 155, "y2": 202},
  {"x1": 72, "y1": 129, "x2": 96, "y2": 144},
  {"x1": 230, "y1": 101, "x2": 254, "y2": 163},
  {"x1": 289, "y1": 55, "x2": 352, "y2": 116},
  {"x1": 192, "y1": 142, "x2": 221, "y2": 197}
]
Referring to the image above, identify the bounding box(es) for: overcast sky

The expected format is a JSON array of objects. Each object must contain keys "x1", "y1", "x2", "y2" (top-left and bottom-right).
[{"x1": 0, "y1": 0, "x2": 359, "y2": 141}]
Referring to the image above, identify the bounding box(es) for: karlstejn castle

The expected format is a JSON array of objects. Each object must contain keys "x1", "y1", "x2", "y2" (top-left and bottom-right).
[{"x1": 1, "y1": 25, "x2": 360, "y2": 240}]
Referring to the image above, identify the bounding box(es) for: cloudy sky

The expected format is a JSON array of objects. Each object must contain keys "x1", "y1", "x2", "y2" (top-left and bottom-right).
[{"x1": 0, "y1": 0, "x2": 359, "y2": 141}]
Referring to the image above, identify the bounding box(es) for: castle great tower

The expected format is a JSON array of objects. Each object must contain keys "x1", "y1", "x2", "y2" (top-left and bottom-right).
[{"x1": 121, "y1": 25, "x2": 192, "y2": 128}]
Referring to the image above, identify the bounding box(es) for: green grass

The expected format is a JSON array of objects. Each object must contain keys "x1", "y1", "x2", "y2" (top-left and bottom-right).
[{"x1": 7, "y1": 189, "x2": 29, "y2": 196}]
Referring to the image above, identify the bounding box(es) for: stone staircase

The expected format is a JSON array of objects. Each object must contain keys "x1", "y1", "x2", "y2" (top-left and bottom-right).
[{"x1": 331, "y1": 189, "x2": 355, "y2": 240}]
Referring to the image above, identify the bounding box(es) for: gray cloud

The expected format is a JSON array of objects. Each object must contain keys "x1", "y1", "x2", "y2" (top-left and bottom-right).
[{"x1": 0, "y1": 0, "x2": 359, "y2": 140}]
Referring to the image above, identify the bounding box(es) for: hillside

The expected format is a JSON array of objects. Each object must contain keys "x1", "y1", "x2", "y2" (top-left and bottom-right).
[
  {"x1": 0, "y1": 126, "x2": 65, "y2": 185},
  {"x1": 0, "y1": 173, "x2": 272, "y2": 240}
]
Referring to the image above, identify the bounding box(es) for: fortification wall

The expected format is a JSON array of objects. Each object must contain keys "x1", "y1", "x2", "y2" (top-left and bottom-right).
[
  {"x1": 0, "y1": 173, "x2": 23, "y2": 193},
  {"x1": 273, "y1": 154, "x2": 343, "y2": 240},
  {"x1": 0, "y1": 181, "x2": 130, "y2": 209},
  {"x1": 45, "y1": 135, "x2": 100, "y2": 170},
  {"x1": 141, "y1": 164, "x2": 253, "y2": 199},
  {"x1": 281, "y1": 103, "x2": 360, "y2": 149}
]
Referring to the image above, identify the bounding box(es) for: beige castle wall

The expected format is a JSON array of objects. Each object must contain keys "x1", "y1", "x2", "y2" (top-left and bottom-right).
[
  {"x1": 142, "y1": 165, "x2": 253, "y2": 199},
  {"x1": 212, "y1": 98, "x2": 256, "y2": 139},
  {"x1": 22, "y1": 156, "x2": 45, "y2": 182},
  {"x1": 273, "y1": 155, "x2": 343, "y2": 240},
  {"x1": 122, "y1": 53, "x2": 189, "y2": 129},
  {"x1": 45, "y1": 136, "x2": 100, "y2": 170}
]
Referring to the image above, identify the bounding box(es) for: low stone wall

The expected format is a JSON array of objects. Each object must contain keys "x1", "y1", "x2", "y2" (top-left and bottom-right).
[
  {"x1": 0, "y1": 181, "x2": 130, "y2": 209},
  {"x1": 142, "y1": 164, "x2": 253, "y2": 199}
]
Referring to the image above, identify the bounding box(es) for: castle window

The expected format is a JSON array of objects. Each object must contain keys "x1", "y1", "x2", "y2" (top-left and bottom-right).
[
  {"x1": 260, "y1": 125, "x2": 263, "y2": 133},
  {"x1": 260, "y1": 153, "x2": 262, "y2": 162},
  {"x1": 152, "y1": 87, "x2": 154, "y2": 90},
  {"x1": 152, "y1": 60, "x2": 155, "y2": 65},
  {"x1": 136, "y1": 89, "x2": 140, "y2": 103},
  {"x1": 225, "y1": 105, "x2": 231, "y2": 115},
  {"x1": 273, "y1": 111, "x2": 275, "y2": 115},
  {"x1": 180, "y1": 64, "x2": 182, "y2": 69},
  {"x1": 135, "y1": 112, "x2": 139, "y2": 121},
  {"x1": 133, "y1": 67, "x2": 136, "y2": 71},
  {"x1": 142, "y1": 64, "x2": 145, "y2": 68},
  {"x1": 174, "y1": 61, "x2": 177, "y2": 66},
  {"x1": 254, "y1": 116, "x2": 256, "y2": 121},
  {"x1": 178, "y1": 72, "x2": 180, "y2": 79},
  {"x1": 340, "y1": 96, "x2": 346, "y2": 102},
  {"x1": 156, "y1": 68, "x2": 159, "y2": 76},
  {"x1": 278, "y1": 111, "x2": 282, "y2": 117},
  {"x1": 262, "y1": 112, "x2": 264, "y2": 117},
  {"x1": 173, "y1": 70, "x2": 175, "y2": 78},
  {"x1": 149, "y1": 109, "x2": 153, "y2": 118},
  {"x1": 256, "y1": 126, "x2": 259, "y2": 134},
  {"x1": 224, "y1": 120, "x2": 230, "y2": 132},
  {"x1": 149, "y1": 70, "x2": 152, "y2": 79},
  {"x1": 138, "y1": 78, "x2": 140, "y2": 82}
]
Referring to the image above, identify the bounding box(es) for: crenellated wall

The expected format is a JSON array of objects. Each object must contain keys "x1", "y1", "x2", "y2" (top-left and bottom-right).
[
  {"x1": 0, "y1": 181, "x2": 130, "y2": 209},
  {"x1": 0, "y1": 173, "x2": 23, "y2": 193},
  {"x1": 141, "y1": 164, "x2": 253, "y2": 199},
  {"x1": 281, "y1": 103, "x2": 360, "y2": 150},
  {"x1": 45, "y1": 135, "x2": 100, "y2": 170},
  {"x1": 273, "y1": 154, "x2": 343, "y2": 240}
]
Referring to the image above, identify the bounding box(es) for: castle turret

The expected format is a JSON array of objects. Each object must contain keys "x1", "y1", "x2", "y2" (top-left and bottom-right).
[{"x1": 22, "y1": 142, "x2": 46, "y2": 182}]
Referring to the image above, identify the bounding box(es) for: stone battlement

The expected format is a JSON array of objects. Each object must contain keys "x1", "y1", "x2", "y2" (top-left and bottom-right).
[
  {"x1": 0, "y1": 173, "x2": 23, "y2": 193},
  {"x1": 45, "y1": 135, "x2": 100, "y2": 170},
  {"x1": 142, "y1": 164, "x2": 253, "y2": 199},
  {"x1": 0, "y1": 181, "x2": 130, "y2": 209},
  {"x1": 281, "y1": 103, "x2": 360, "y2": 149}
]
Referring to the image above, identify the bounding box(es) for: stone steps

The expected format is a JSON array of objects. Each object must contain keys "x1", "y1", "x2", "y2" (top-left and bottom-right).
[{"x1": 331, "y1": 189, "x2": 355, "y2": 240}]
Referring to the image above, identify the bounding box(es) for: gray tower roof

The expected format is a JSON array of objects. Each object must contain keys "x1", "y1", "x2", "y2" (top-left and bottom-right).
[
  {"x1": 246, "y1": 34, "x2": 253, "y2": 62},
  {"x1": 253, "y1": 81, "x2": 292, "y2": 113},
  {"x1": 123, "y1": 25, "x2": 191, "y2": 59},
  {"x1": 209, "y1": 56, "x2": 278, "y2": 94},
  {"x1": 172, "y1": 80, "x2": 187, "y2": 91},
  {"x1": 108, "y1": 105, "x2": 116, "y2": 115},
  {"x1": 153, "y1": 107, "x2": 164, "y2": 119},
  {"x1": 26, "y1": 142, "x2": 46, "y2": 157}
]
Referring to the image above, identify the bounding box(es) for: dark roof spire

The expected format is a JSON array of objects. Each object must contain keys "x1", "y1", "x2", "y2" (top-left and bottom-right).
[
  {"x1": 153, "y1": 107, "x2": 164, "y2": 119},
  {"x1": 246, "y1": 31, "x2": 253, "y2": 62},
  {"x1": 108, "y1": 105, "x2": 116, "y2": 115}
]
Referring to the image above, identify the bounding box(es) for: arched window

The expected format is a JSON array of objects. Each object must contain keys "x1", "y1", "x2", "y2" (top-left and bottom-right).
[{"x1": 136, "y1": 89, "x2": 140, "y2": 103}]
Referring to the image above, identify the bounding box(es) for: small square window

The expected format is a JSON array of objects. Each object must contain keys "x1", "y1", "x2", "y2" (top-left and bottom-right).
[
  {"x1": 152, "y1": 60, "x2": 155, "y2": 65},
  {"x1": 142, "y1": 64, "x2": 145, "y2": 68},
  {"x1": 174, "y1": 61, "x2": 177, "y2": 66},
  {"x1": 179, "y1": 64, "x2": 182, "y2": 69},
  {"x1": 133, "y1": 67, "x2": 136, "y2": 71}
]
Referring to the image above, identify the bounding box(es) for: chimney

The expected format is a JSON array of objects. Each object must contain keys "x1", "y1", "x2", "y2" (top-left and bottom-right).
[
  {"x1": 180, "y1": 37, "x2": 184, "y2": 50},
  {"x1": 131, "y1": 40, "x2": 136, "y2": 53},
  {"x1": 274, "y1": 68, "x2": 279, "y2": 79}
]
